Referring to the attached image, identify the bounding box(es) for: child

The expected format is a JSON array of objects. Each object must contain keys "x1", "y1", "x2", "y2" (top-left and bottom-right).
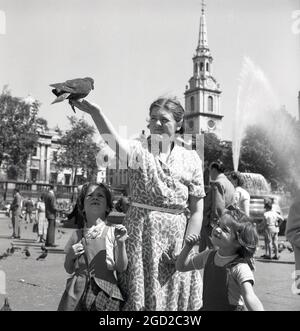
[
  {"x1": 262, "y1": 199, "x2": 284, "y2": 260},
  {"x1": 176, "y1": 208, "x2": 264, "y2": 311},
  {"x1": 58, "y1": 182, "x2": 128, "y2": 311}
]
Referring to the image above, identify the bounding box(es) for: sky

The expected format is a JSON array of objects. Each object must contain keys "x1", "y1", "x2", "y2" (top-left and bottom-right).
[{"x1": 0, "y1": 0, "x2": 299, "y2": 141}]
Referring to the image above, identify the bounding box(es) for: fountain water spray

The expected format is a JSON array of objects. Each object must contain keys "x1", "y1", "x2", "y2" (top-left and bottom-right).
[
  {"x1": 232, "y1": 57, "x2": 300, "y2": 192},
  {"x1": 232, "y1": 57, "x2": 280, "y2": 172}
]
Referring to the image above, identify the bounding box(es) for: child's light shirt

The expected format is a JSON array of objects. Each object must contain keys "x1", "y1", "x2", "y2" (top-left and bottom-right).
[
  {"x1": 264, "y1": 210, "x2": 280, "y2": 233},
  {"x1": 192, "y1": 249, "x2": 255, "y2": 306}
]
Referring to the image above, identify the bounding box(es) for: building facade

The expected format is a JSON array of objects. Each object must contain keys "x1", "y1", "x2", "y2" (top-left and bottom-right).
[{"x1": 0, "y1": 128, "x2": 106, "y2": 185}]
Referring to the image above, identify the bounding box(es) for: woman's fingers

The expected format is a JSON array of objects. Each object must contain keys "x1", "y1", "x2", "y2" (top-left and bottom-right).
[
  {"x1": 69, "y1": 100, "x2": 89, "y2": 113},
  {"x1": 70, "y1": 99, "x2": 100, "y2": 115}
]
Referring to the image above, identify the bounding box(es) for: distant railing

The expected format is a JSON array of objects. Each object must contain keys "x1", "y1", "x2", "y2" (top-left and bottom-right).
[
  {"x1": 0, "y1": 180, "x2": 79, "y2": 203},
  {"x1": 0, "y1": 180, "x2": 128, "y2": 206}
]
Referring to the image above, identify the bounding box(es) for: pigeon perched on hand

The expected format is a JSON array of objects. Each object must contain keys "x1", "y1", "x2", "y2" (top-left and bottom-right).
[{"x1": 50, "y1": 77, "x2": 94, "y2": 112}]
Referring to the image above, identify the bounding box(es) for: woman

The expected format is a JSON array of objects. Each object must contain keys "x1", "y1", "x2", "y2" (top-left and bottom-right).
[{"x1": 71, "y1": 96, "x2": 205, "y2": 311}]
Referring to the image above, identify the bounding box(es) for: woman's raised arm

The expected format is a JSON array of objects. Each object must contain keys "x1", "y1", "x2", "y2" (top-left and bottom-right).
[{"x1": 71, "y1": 100, "x2": 130, "y2": 162}]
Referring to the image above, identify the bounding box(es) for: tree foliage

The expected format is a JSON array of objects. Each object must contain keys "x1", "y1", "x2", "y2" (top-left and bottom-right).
[
  {"x1": 0, "y1": 88, "x2": 41, "y2": 179},
  {"x1": 56, "y1": 116, "x2": 100, "y2": 185},
  {"x1": 204, "y1": 133, "x2": 223, "y2": 164},
  {"x1": 238, "y1": 125, "x2": 282, "y2": 187},
  {"x1": 204, "y1": 133, "x2": 233, "y2": 170}
]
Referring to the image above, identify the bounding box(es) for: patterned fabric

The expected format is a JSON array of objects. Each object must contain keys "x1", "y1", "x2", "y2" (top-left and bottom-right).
[
  {"x1": 118, "y1": 139, "x2": 205, "y2": 311},
  {"x1": 84, "y1": 278, "x2": 121, "y2": 311},
  {"x1": 94, "y1": 278, "x2": 124, "y2": 301}
]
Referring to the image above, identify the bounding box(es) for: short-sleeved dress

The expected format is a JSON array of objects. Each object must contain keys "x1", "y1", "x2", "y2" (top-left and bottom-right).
[{"x1": 118, "y1": 139, "x2": 205, "y2": 311}]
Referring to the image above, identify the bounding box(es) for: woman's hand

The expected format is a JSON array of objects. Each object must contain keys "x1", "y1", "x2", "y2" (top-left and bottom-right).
[
  {"x1": 114, "y1": 224, "x2": 128, "y2": 243},
  {"x1": 69, "y1": 99, "x2": 100, "y2": 116},
  {"x1": 184, "y1": 234, "x2": 200, "y2": 248},
  {"x1": 71, "y1": 242, "x2": 85, "y2": 257}
]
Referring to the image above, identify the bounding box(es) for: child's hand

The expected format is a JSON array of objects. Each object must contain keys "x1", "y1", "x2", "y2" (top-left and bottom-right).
[
  {"x1": 114, "y1": 224, "x2": 128, "y2": 243},
  {"x1": 184, "y1": 234, "x2": 200, "y2": 248},
  {"x1": 72, "y1": 242, "x2": 85, "y2": 257}
]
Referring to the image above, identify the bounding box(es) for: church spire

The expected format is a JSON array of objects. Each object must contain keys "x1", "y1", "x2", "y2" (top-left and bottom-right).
[{"x1": 197, "y1": 0, "x2": 209, "y2": 52}]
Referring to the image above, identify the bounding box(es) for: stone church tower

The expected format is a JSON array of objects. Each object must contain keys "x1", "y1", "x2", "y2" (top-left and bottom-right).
[{"x1": 184, "y1": 2, "x2": 223, "y2": 138}]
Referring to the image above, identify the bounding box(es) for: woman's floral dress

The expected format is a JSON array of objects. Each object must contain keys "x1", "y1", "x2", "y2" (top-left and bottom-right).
[{"x1": 118, "y1": 139, "x2": 205, "y2": 311}]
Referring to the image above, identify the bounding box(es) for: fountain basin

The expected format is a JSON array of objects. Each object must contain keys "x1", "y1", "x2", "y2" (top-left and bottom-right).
[{"x1": 239, "y1": 173, "x2": 290, "y2": 235}]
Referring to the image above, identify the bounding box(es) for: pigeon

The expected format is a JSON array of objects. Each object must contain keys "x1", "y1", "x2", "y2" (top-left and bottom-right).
[
  {"x1": 278, "y1": 242, "x2": 285, "y2": 253},
  {"x1": 50, "y1": 77, "x2": 94, "y2": 112},
  {"x1": 0, "y1": 298, "x2": 12, "y2": 311},
  {"x1": 0, "y1": 252, "x2": 8, "y2": 260},
  {"x1": 9, "y1": 244, "x2": 15, "y2": 255},
  {"x1": 286, "y1": 242, "x2": 294, "y2": 253},
  {"x1": 36, "y1": 249, "x2": 48, "y2": 261},
  {"x1": 23, "y1": 247, "x2": 31, "y2": 258}
]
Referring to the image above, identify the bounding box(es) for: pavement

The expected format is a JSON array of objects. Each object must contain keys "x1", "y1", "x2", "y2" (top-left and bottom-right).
[{"x1": 0, "y1": 213, "x2": 299, "y2": 311}]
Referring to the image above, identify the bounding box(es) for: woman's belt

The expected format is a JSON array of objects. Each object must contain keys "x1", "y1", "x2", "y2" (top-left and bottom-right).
[{"x1": 131, "y1": 202, "x2": 184, "y2": 215}]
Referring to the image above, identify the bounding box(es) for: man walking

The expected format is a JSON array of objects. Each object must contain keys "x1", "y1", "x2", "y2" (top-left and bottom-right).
[
  {"x1": 44, "y1": 185, "x2": 57, "y2": 247},
  {"x1": 10, "y1": 188, "x2": 22, "y2": 239}
]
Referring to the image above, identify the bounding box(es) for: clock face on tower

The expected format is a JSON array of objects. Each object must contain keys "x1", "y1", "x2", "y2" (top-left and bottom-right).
[{"x1": 207, "y1": 119, "x2": 216, "y2": 130}]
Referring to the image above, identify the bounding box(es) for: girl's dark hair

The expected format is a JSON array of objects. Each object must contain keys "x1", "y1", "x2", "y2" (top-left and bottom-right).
[
  {"x1": 149, "y1": 97, "x2": 185, "y2": 134},
  {"x1": 210, "y1": 161, "x2": 225, "y2": 173},
  {"x1": 230, "y1": 171, "x2": 244, "y2": 187},
  {"x1": 223, "y1": 207, "x2": 258, "y2": 259},
  {"x1": 76, "y1": 182, "x2": 113, "y2": 228}
]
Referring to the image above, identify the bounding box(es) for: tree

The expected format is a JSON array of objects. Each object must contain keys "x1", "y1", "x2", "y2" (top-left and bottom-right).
[
  {"x1": 203, "y1": 133, "x2": 233, "y2": 171},
  {"x1": 204, "y1": 133, "x2": 223, "y2": 164},
  {"x1": 56, "y1": 116, "x2": 100, "y2": 185},
  {"x1": 239, "y1": 125, "x2": 282, "y2": 187},
  {"x1": 0, "y1": 88, "x2": 41, "y2": 179}
]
